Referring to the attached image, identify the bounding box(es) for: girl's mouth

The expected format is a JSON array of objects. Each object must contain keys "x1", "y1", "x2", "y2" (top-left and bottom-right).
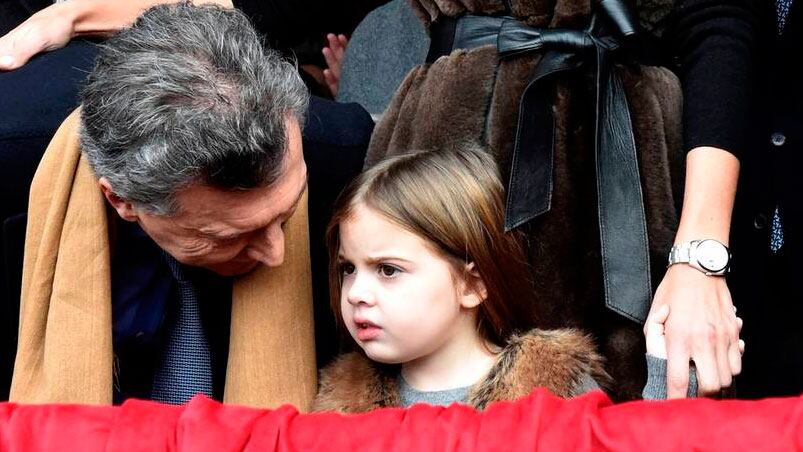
[{"x1": 355, "y1": 320, "x2": 381, "y2": 341}]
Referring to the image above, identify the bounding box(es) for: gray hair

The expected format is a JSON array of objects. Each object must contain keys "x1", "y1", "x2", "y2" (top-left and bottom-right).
[{"x1": 80, "y1": 3, "x2": 309, "y2": 215}]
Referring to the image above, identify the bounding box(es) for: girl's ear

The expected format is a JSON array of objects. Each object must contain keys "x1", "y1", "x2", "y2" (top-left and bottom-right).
[{"x1": 459, "y1": 262, "x2": 488, "y2": 309}]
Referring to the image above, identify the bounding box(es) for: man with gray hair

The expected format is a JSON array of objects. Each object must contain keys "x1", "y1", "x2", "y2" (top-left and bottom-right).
[
  {"x1": 82, "y1": 4, "x2": 308, "y2": 275},
  {"x1": 10, "y1": 3, "x2": 335, "y2": 408}
]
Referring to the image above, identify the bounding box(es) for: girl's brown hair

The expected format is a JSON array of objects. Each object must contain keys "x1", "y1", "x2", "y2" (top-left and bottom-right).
[{"x1": 326, "y1": 147, "x2": 537, "y2": 346}]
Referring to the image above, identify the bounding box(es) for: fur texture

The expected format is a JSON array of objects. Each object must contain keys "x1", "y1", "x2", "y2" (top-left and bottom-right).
[
  {"x1": 313, "y1": 328, "x2": 609, "y2": 412},
  {"x1": 365, "y1": 0, "x2": 682, "y2": 400},
  {"x1": 410, "y1": 0, "x2": 672, "y2": 34}
]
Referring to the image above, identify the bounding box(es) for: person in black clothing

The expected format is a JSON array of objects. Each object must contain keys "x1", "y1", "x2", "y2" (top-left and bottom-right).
[{"x1": 647, "y1": 0, "x2": 802, "y2": 399}]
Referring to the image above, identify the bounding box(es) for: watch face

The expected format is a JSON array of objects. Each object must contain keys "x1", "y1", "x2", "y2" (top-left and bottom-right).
[{"x1": 696, "y1": 240, "x2": 730, "y2": 272}]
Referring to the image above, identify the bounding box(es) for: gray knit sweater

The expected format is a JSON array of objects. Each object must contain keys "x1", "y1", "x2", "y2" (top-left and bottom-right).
[{"x1": 398, "y1": 355, "x2": 697, "y2": 407}]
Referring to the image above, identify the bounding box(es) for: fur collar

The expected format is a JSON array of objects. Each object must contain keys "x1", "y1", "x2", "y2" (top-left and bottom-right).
[{"x1": 313, "y1": 328, "x2": 609, "y2": 412}]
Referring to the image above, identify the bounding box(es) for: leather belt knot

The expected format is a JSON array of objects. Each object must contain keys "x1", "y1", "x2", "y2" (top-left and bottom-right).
[{"x1": 428, "y1": 1, "x2": 651, "y2": 323}]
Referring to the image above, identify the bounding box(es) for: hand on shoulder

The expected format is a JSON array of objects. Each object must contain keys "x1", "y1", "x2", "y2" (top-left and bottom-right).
[
  {"x1": 0, "y1": 0, "x2": 234, "y2": 71},
  {"x1": 0, "y1": 2, "x2": 77, "y2": 70}
]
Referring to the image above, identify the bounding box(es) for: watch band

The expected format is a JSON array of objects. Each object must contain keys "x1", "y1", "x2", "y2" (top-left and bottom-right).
[{"x1": 667, "y1": 241, "x2": 693, "y2": 265}]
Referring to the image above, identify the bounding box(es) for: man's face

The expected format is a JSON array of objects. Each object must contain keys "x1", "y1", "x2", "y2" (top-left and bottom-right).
[{"x1": 105, "y1": 117, "x2": 307, "y2": 276}]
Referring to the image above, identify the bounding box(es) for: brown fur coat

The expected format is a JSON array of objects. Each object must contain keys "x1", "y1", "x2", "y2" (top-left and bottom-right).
[
  {"x1": 364, "y1": 0, "x2": 683, "y2": 400},
  {"x1": 313, "y1": 329, "x2": 609, "y2": 413}
]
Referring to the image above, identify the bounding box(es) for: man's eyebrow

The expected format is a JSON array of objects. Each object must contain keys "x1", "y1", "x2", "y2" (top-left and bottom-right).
[{"x1": 199, "y1": 229, "x2": 240, "y2": 240}]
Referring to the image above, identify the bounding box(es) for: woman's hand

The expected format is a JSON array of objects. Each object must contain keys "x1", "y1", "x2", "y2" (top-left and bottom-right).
[
  {"x1": 0, "y1": 3, "x2": 77, "y2": 70},
  {"x1": 322, "y1": 33, "x2": 349, "y2": 97},
  {"x1": 647, "y1": 264, "x2": 743, "y2": 398},
  {"x1": 647, "y1": 146, "x2": 742, "y2": 398}
]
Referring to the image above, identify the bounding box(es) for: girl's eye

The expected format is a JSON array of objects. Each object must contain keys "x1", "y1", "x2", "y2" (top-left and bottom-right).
[
  {"x1": 378, "y1": 264, "x2": 400, "y2": 278},
  {"x1": 340, "y1": 263, "x2": 355, "y2": 276}
]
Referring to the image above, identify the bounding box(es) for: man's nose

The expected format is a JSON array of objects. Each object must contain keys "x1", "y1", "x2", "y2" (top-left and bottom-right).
[{"x1": 247, "y1": 224, "x2": 285, "y2": 268}]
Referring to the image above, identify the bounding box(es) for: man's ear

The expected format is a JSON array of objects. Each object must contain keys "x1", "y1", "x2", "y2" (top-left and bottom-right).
[
  {"x1": 459, "y1": 262, "x2": 488, "y2": 309},
  {"x1": 99, "y1": 177, "x2": 139, "y2": 222}
]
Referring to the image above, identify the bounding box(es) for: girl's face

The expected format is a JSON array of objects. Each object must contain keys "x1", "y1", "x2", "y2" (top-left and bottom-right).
[{"x1": 337, "y1": 204, "x2": 484, "y2": 365}]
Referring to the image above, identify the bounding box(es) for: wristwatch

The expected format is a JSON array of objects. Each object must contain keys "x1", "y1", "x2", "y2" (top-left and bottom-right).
[{"x1": 668, "y1": 239, "x2": 731, "y2": 276}]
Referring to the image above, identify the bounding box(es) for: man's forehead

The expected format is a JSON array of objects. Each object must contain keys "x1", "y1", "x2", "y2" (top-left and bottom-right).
[
  {"x1": 174, "y1": 168, "x2": 306, "y2": 232},
  {"x1": 171, "y1": 115, "x2": 305, "y2": 229}
]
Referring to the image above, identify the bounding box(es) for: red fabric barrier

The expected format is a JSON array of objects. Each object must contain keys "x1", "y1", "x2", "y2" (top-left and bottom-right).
[{"x1": 1, "y1": 389, "x2": 801, "y2": 451}]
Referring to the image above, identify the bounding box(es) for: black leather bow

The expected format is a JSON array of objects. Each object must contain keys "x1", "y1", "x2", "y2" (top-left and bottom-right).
[
  {"x1": 499, "y1": 10, "x2": 651, "y2": 324},
  {"x1": 426, "y1": 1, "x2": 652, "y2": 323}
]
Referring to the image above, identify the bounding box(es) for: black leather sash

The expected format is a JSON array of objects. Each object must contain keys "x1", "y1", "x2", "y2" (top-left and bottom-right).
[{"x1": 427, "y1": 2, "x2": 651, "y2": 323}]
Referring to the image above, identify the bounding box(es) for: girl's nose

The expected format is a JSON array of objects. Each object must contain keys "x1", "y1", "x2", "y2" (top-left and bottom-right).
[{"x1": 345, "y1": 271, "x2": 376, "y2": 307}]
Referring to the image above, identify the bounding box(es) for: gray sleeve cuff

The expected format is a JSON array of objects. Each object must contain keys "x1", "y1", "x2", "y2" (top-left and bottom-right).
[
  {"x1": 570, "y1": 373, "x2": 602, "y2": 396},
  {"x1": 642, "y1": 354, "x2": 698, "y2": 400}
]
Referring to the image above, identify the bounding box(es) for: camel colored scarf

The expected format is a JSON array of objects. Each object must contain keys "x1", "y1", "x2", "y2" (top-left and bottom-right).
[{"x1": 10, "y1": 110, "x2": 317, "y2": 409}]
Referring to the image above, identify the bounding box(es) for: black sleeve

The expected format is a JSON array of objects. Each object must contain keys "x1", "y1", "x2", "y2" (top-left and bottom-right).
[
  {"x1": 668, "y1": 0, "x2": 762, "y2": 159},
  {"x1": 232, "y1": 0, "x2": 389, "y2": 52}
]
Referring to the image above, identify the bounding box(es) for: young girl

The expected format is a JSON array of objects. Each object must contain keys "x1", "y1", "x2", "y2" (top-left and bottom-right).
[{"x1": 313, "y1": 147, "x2": 706, "y2": 412}]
